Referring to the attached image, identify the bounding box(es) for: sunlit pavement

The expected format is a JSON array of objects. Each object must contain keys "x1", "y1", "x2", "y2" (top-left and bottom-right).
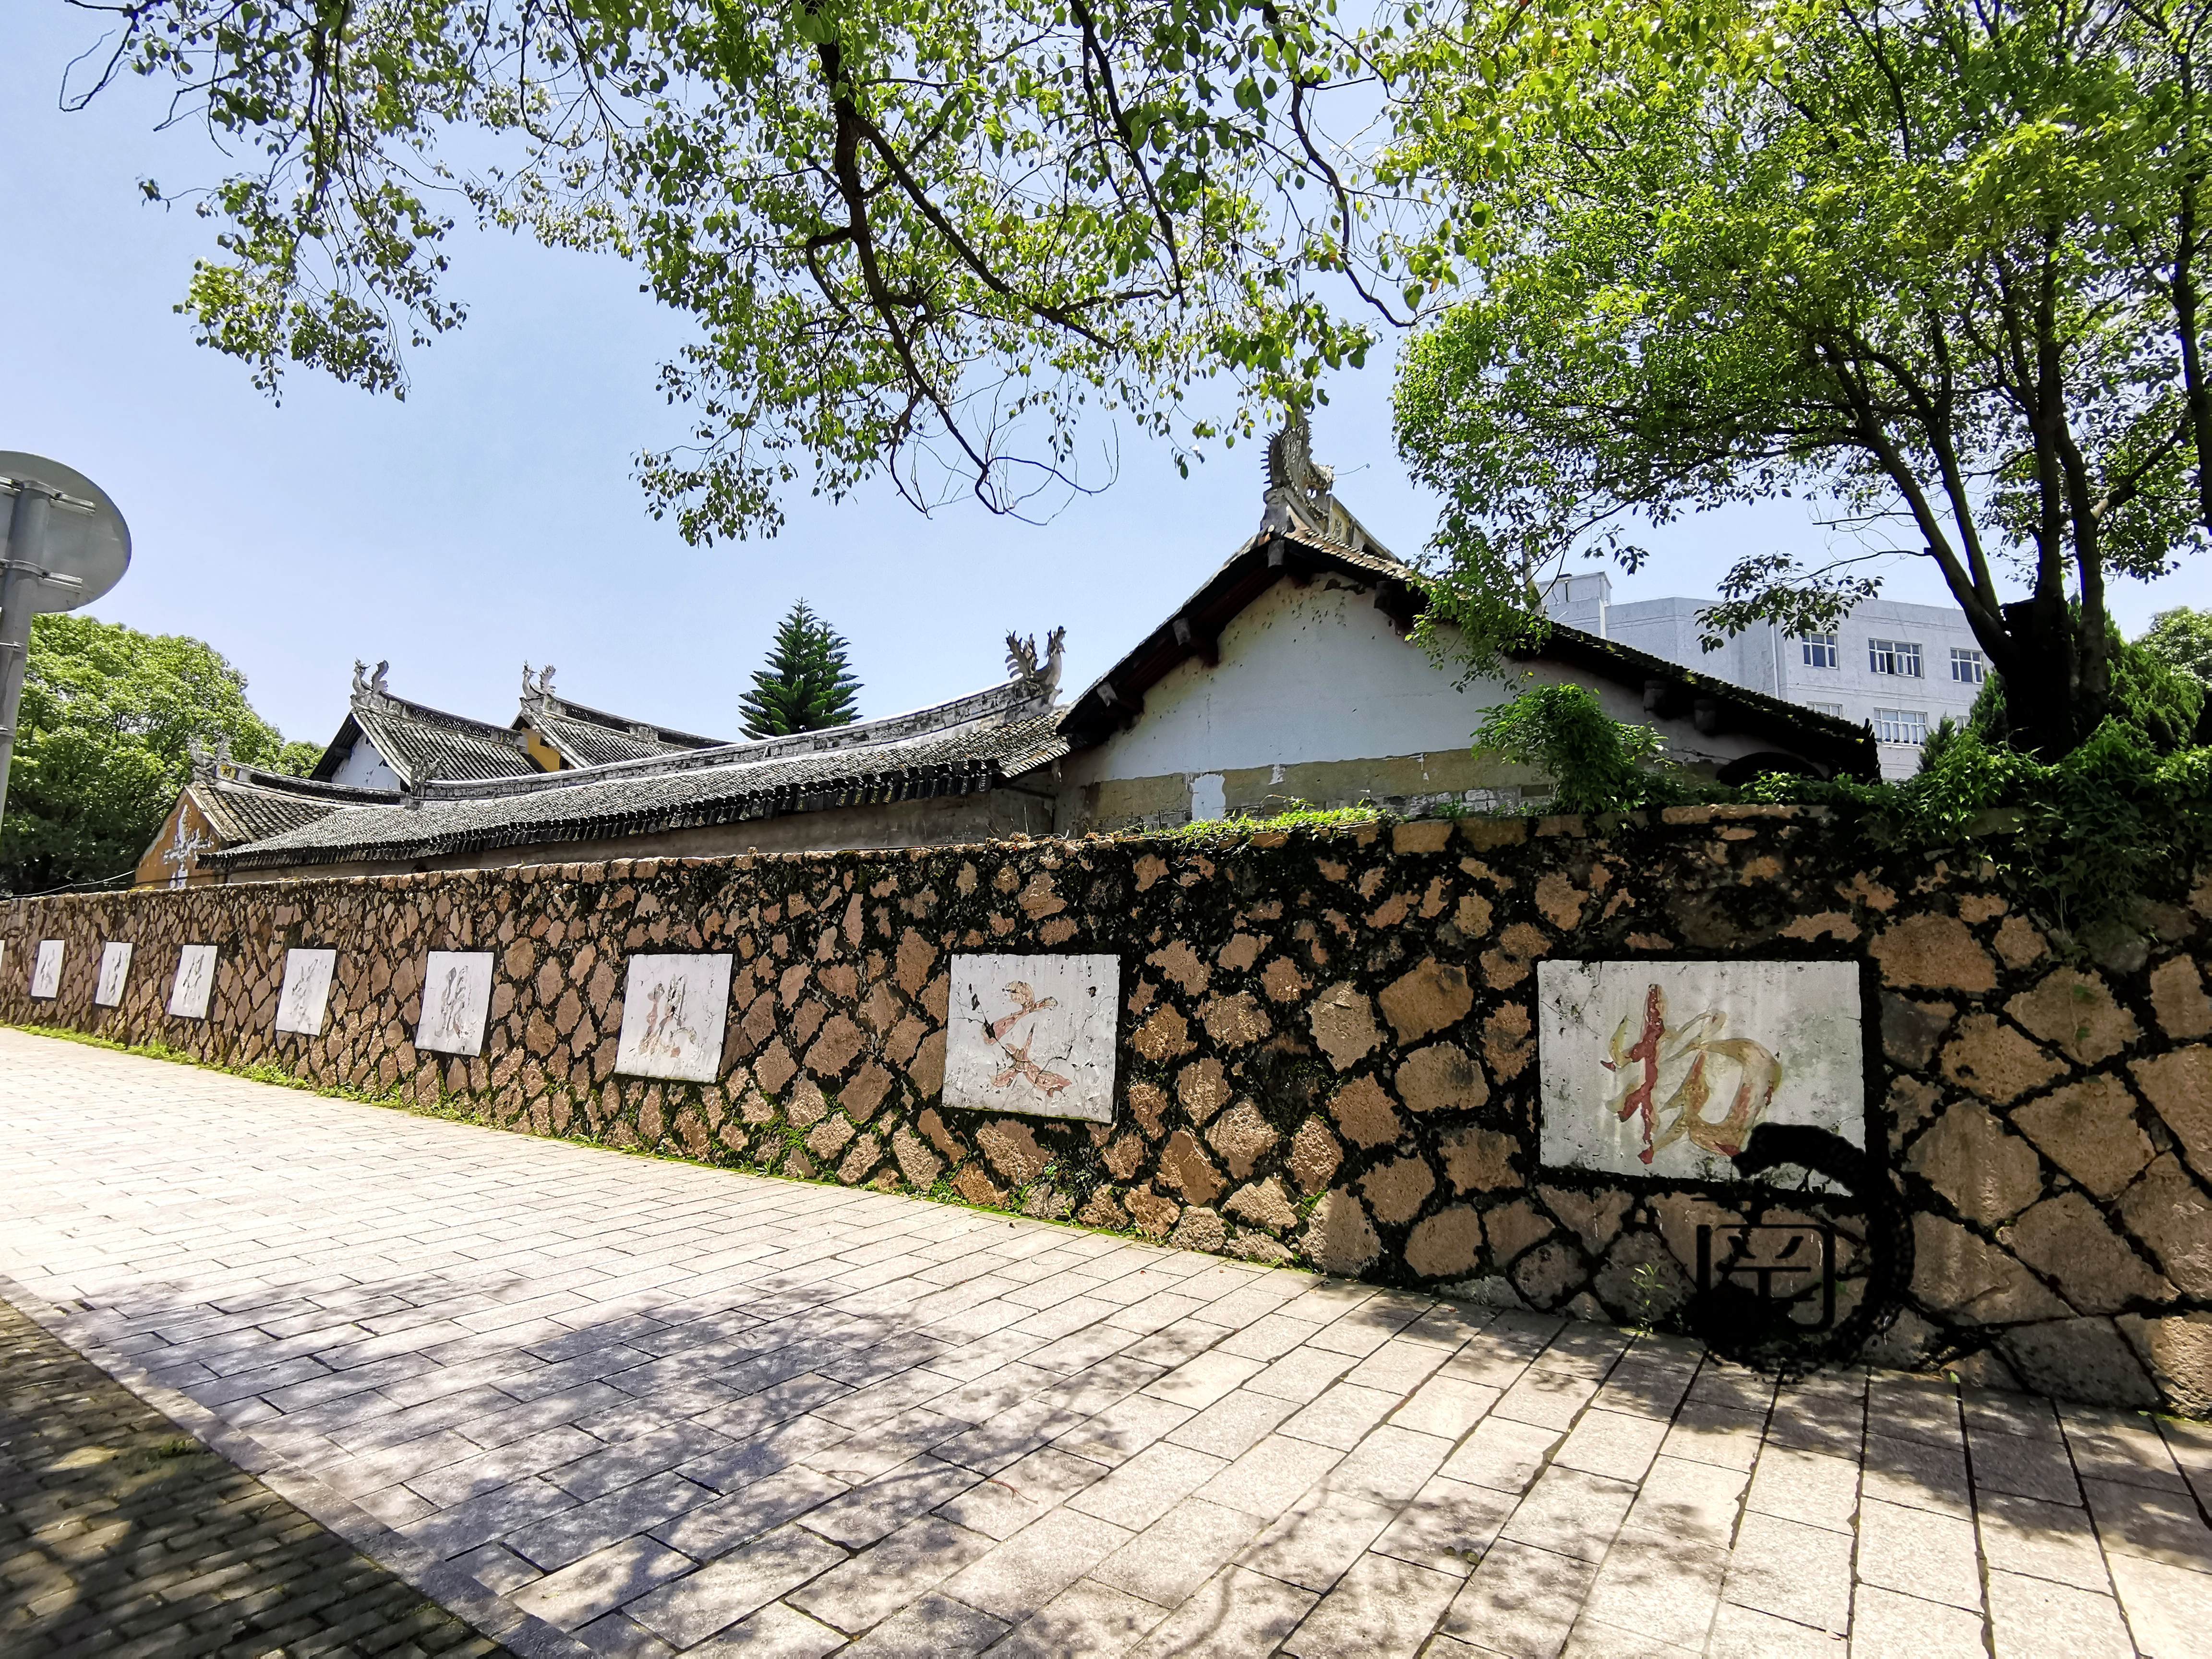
[{"x1": 3, "y1": 1027, "x2": 2207, "y2": 1659}]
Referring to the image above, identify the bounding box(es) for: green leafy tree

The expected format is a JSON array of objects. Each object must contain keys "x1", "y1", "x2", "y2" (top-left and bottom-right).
[
  {"x1": 2139, "y1": 607, "x2": 2212, "y2": 689},
  {"x1": 1, "y1": 613, "x2": 313, "y2": 894},
  {"x1": 61, "y1": 0, "x2": 1397, "y2": 537},
  {"x1": 739, "y1": 601, "x2": 864, "y2": 738},
  {"x1": 1472, "y1": 683, "x2": 1670, "y2": 814},
  {"x1": 1390, "y1": 0, "x2": 2212, "y2": 760}
]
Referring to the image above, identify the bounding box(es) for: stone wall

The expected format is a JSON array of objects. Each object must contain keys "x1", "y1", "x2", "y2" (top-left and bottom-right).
[{"x1": 5, "y1": 808, "x2": 2209, "y2": 1413}]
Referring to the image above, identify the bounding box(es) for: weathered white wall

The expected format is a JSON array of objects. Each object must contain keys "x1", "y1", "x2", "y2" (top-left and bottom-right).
[
  {"x1": 1062, "y1": 575, "x2": 1782, "y2": 802},
  {"x1": 329, "y1": 738, "x2": 403, "y2": 792}
]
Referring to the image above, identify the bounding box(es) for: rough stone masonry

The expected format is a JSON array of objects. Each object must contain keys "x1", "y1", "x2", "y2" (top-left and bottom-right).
[{"x1": 4, "y1": 806, "x2": 2209, "y2": 1414}]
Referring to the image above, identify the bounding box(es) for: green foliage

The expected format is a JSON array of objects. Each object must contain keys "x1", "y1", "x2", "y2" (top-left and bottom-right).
[
  {"x1": 2, "y1": 614, "x2": 311, "y2": 894},
  {"x1": 1471, "y1": 684, "x2": 1672, "y2": 816},
  {"x1": 79, "y1": 0, "x2": 1390, "y2": 535},
  {"x1": 739, "y1": 601, "x2": 863, "y2": 739},
  {"x1": 2140, "y1": 608, "x2": 2212, "y2": 691},
  {"x1": 1458, "y1": 675, "x2": 2209, "y2": 945},
  {"x1": 1156, "y1": 800, "x2": 1384, "y2": 842},
  {"x1": 1389, "y1": 0, "x2": 2212, "y2": 759},
  {"x1": 1743, "y1": 725, "x2": 2212, "y2": 943},
  {"x1": 1972, "y1": 627, "x2": 2206, "y2": 756}
]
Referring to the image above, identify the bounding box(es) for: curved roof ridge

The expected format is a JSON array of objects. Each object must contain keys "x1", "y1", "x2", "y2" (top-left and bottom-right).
[{"x1": 424, "y1": 675, "x2": 1058, "y2": 803}]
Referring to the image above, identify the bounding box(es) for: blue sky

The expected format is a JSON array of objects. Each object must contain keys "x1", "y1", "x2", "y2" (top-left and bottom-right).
[{"x1": 5, "y1": 8, "x2": 2200, "y2": 749}]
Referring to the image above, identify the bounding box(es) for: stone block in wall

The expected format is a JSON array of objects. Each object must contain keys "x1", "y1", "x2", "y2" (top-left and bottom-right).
[
  {"x1": 1286, "y1": 1116, "x2": 1343, "y2": 1195},
  {"x1": 1359, "y1": 1155, "x2": 1436, "y2": 1226},
  {"x1": 1881, "y1": 996, "x2": 1955, "y2": 1070},
  {"x1": 1441, "y1": 1126, "x2": 1520, "y2": 1195},
  {"x1": 1158, "y1": 1130, "x2": 1225, "y2": 1207},
  {"x1": 2120, "y1": 1155, "x2": 2212, "y2": 1297},
  {"x1": 1204, "y1": 1102, "x2": 1277, "y2": 1179},
  {"x1": 1329, "y1": 1075, "x2": 1401, "y2": 1150},
  {"x1": 2132, "y1": 1046, "x2": 2212, "y2": 1180},
  {"x1": 1176, "y1": 1058, "x2": 1231, "y2": 1124},
  {"x1": 2119, "y1": 1312, "x2": 2212, "y2": 1417},
  {"x1": 1378, "y1": 959, "x2": 1475, "y2": 1044},
  {"x1": 1939, "y1": 1014, "x2": 2065, "y2": 1103},
  {"x1": 1301, "y1": 1190, "x2": 1381, "y2": 1275},
  {"x1": 2011, "y1": 1077, "x2": 2155, "y2": 1200},
  {"x1": 1308, "y1": 983, "x2": 1382, "y2": 1070},
  {"x1": 1223, "y1": 1178, "x2": 1298, "y2": 1232},
  {"x1": 2003, "y1": 1192, "x2": 2175, "y2": 1314},
  {"x1": 2006, "y1": 970, "x2": 2140, "y2": 1065},
  {"x1": 1395, "y1": 1043, "x2": 1488, "y2": 1116},
  {"x1": 1406, "y1": 1206, "x2": 1484, "y2": 1278},
  {"x1": 1906, "y1": 1104, "x2": 2044, "y2": 1227},
  {"x1": 2149, "y1": 955, "x2": 2212, "y2": 1040},
  {"x1": 976, "y1": 1119, "x2": 1047, "y2": 1187},
  {"x1": 1126, "y1": 1189, "x2": 1178, "y2": 1239},
  {"x1": 1870, "y1": 914, "x2": 1997, "y2": 993},
  {"x1": 1999, "y1": 1318, "x2": 2159, "y2": 1408},
  {"x1": 1479, "y1": 923, "x2": 1549, "y2": 991},
  {"x1": 1911, "y1": 1214, "x2": 2069, "y2": 1325}
]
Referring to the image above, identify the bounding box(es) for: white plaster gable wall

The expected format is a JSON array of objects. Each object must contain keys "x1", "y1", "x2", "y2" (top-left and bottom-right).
[
  {"x1": 1067, "y1": 575, "x2": 1781, "y2": 792},
  {"x1": 329, "y1": 736, "x2": 403, "y2": 792}
]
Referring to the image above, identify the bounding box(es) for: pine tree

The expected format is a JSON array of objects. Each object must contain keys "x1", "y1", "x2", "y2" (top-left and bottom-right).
[{"x1": 739, "y1": 601, "x2": 863, "y2": 738}]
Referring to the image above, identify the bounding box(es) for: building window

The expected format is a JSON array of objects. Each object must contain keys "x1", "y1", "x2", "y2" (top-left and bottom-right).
[
  {"x1": 1800, "y1": 633, "x2": 1839, "y2": 668},
  {"x1": 1869, "y1": 638, "x2": 1923, "y2": 677},
  {"x1": 1806, "y1": 701, "x2": 1847, "y2": 719},
  {"x1": 1951, "y1": 646, "x2": 1987, "y2": 684},
  {"x1": 1874, "y1": 707, "x2": 1929, "y2": 745}
]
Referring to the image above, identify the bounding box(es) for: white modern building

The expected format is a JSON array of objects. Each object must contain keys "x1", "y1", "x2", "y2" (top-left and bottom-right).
[{"x1": 1542, "y1": 572, "x2": 1990, "y2": 779}]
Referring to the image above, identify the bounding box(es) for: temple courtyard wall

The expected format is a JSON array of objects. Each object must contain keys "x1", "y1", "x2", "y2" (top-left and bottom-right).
[{"x1": 5, "y1": 806, "x2": 2210, "y2": 1414}]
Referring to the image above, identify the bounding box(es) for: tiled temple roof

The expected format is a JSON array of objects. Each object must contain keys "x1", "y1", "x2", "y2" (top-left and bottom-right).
[
  {"x1": 310, "y1": 690, "x2": 541, "y2": 789},
  {"x1": 212, "y1": 685, "x2": 1067, "y2": 870},
  {"x1": 181, "y1": 762, "x2": 398, "y2": 846},
  {"x1": 517, "y1": 695, "x2": 728, "y2": 769}
]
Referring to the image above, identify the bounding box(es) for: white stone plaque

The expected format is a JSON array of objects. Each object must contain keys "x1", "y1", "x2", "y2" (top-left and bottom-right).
[
  {"x1": 170, "y1": 945, "x2": 219, "y2": 1021},
  {"x1": 275, "y1": 948, "x2": 338, "y2": 1036},
  {"x1": 30, "y1": 940, "x2": 64, "y2": 1000},
  {"x1": 1539, "y1": 960, "x2": 1864, "y2": 1187},
  {"x1": 416, "y1": 950, "x2": 495, "y2": 1057},
  {"x1": 614, "y1": 954, "x2": 732, "y2": 1082},
  {"x1": 945, "y1": 953, "x2": 1121, "y2": 1124},
  {"x1": 94, "y1": 942, "x2": 133, "y2": 1007}
]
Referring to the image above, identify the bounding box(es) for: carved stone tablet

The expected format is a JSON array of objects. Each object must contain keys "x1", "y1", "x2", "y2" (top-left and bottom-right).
[
  {"x1": 1538, "y1": 959, "x2": 1864, "y2": 1187},
  {"x1": 614, "y1": 954, "x2": 732, "y2": 1082},
  {"x1": 94, "y1": 942, "x2": 133, "y2": 1007},
  {"x1": 30, "y1": 940, "x2": 63, "y2": 1000},
  {"x1": 415, "y1": 951, "x2": 495, "y2": 1057},
  {"x1": 945, "y1": 953, "x2": 1121, "y2": 1124},
  {"x1": 274, "y1": 949, "x2": 339, "y2": 1037},
  {"x1": 169, "y1": 945, "x2": 219, "y2": 1021}
]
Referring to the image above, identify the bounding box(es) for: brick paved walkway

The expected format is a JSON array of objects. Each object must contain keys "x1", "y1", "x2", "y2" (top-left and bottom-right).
[
  {"x1": 3, "y1": 1029, "x2": 2210, "y2": 1659},
  {"x1": 0, "y1": 1291, "x2": 509, "y2": 1658}
]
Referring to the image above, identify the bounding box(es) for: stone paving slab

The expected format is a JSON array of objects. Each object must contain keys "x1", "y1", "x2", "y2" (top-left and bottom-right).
[
  {"x1": 0, "y1": 1288, "x2": 514, "y2": 1659},
  {"x1": 4, "y1": 1028, "x2": 2212, "y2": 1659}
]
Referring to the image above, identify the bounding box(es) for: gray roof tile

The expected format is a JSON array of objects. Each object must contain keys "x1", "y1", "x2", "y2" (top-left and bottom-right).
[{"x1": 212, "y1": 710, "x2": 1068, "y2": 870}]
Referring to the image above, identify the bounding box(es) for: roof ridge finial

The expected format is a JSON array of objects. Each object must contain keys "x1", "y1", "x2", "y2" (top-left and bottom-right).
[
  {"x1": 1262, "y1": 411, "x2": 1336, "y2": 540},
  {"x1": 1005, "y1": 626, "x2": 1067, "y2": 703},
  {"x1": 351, "y1": 659, "x2": 391, "y2": 702}
]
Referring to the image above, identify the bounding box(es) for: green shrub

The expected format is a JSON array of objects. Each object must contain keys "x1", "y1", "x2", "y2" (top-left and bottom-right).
[{"x1": 1471, "y1": 683, "x2": 1678, "y2": 815}]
